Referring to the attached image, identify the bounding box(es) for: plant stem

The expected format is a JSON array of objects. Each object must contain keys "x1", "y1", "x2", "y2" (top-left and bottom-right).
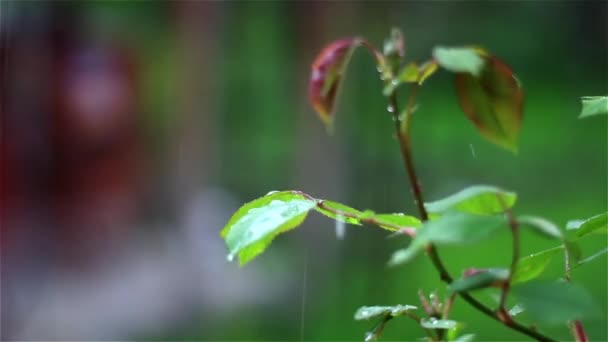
[
  {"x1": 564, "y1": 245, "x2": 589, "y2": 342},
  {"x1": 497, "y1": 196, "x2": 519, "y2": 322},
  {"x1": 389, "y1": 87, "x2": 556, "y2": 342}
]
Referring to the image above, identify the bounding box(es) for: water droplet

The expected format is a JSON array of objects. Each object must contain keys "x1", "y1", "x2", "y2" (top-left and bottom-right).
[
  {"x1": 387, "y1": 105, "x2": 395, "y2": 113},
  {"x1": 376, "y1": 66, "x2": 383, "y2": 73},
  {"x1": 391, "y1": 79, "x2": 399, "y2": 85},
  {"x1": 226, "y1": 253, "x2": 235, "y2": 262},
  {"x1": 469, "y1": 143, "x2": 477, "y2": 158}
]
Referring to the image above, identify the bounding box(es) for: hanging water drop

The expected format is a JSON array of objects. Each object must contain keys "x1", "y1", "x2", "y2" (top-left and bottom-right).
[
  {"x1": 387, "y1": 105, "x2": 395, "y2": 113},
  {"x1": 226, "y1": 253, "x2": 235, "y2": 262},
  {"x1": 391, "y1": 79, "x2": 399, "y2": 86}
]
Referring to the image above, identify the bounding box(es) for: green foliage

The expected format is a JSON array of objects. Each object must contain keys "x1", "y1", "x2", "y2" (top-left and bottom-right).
[
  {"x1": 424, "y1": 185, "x2": 516, "y2": 215},
  {"x1": 223, "y1": 28, "x2": 604, "y2": 342},
  {"x1": 433, "y1": 47, "x2": 485, "y2": 76},
  {"x1": 579, "y1": 96, "x2": 608, "y2": 118},
  {"x1": 512, "y1": 280, "x2": 602, "y2": 324},
  {"x1": 517, "y1": 216, "x2": 563, "y2": 240},
  {"x1": 420, "y1": 318, "x2": 458, "y2": 329},
  {"x1": 389, "y1": 212, "x2": 508, "y2": 266},
  {"x1": 512, "y1": 247, "x2": 562, "y2": 284},
  {"x1": 220, "y1": 191, "x2": 316, "y2": 265},
  {"x1": 354, "y1": 305, "x2": 417, "y2": 320},
  {"x1": 566, "y1": 212, "x2": 608, "y2": 239},
  {"x1": 449, "y1": 268, "x2": 509, "y2": 293},
  {"x1": 221, "y1": 191, "x2": 422, "y2": 265}
]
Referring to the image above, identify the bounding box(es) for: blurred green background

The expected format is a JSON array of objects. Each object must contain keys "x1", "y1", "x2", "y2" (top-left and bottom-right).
[{"x1": 1, "y1": 1, "x2": 606, "y2": 341}]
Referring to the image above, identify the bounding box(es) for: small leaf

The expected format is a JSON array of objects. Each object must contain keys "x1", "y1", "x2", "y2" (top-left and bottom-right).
[
  {"x1": 512, "y1": 280, "x2": 602, "y2": 324},
  {"x1": 518, "y1": 216, "x2": 563, "y2": 240},
  {"x1": 418, "y1": 60, "x2": 439, "y2": 85},
  {"x1": 580, "y1": 96, "x2": 608, "y2": 118},
  {"x1": 567, "y1": 212, "x2": 607, "y2": 239},
  {"x1": 221, "y1": 191, "x2": 316, "y2": 265},
  {"x1": 309, "y1": 38, "x2": 382, "y2": 131},
  {"x1": 455, "y1": 54, "x2": 523, "y2": 153},
  {"x1": 512, "y1": 246, "x2": 562, "y2": 284},
  {"x1": 309, "y1": 38, "x2": 363, "y2": 131},
  {"x1": 433, "y1": 46, "x2": 486, "y2": 76},
  {"x1": 420, "y1": 318, "x2": 458, "y2": 330},
  {"x1": 382, "y1": 62, "x2": 418, "y2": 96},
  {"x1": 425, "y1": 185, "x2": 516, "y2": 215},
  {"x1": 315, "y1": 200, "x2": 364, "y2": 225},
  {"x1": 389, "y1": 212, "x2": 508, "y2": 266},
  {"x1": 508, "y1": 304, "x2": 525, "y2": 317},
  {"x1": 373, "y1": 213, "x2": 421, "y2": 231},
  {"x1": 453, "y1": 334, "x2": 476, "y2": 342},
  {"x1": 354, "y1": 305, "x2": 417, "y2": 320},
  {"x1": 387, "y1": 244, "x2": 425, "y2": 266},
  {"x1": 574, "y1": 247, "x2": 608, "y2": 269},
  {"x1": 421, "y1": 212, "x2": 508, "y2": 245},
  {"x1": 449, "y1": 268, "x2": 509, "y2": 293}
]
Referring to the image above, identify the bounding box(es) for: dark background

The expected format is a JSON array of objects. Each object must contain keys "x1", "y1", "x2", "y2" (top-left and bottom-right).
[{"x1": 1, "y1": 1, "x2": 606, "y2": 341}]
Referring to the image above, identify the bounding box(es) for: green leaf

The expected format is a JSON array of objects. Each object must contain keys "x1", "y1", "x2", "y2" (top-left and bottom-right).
[
  {"x1": 315, "y1": 200, "x2": 364, "y2": 225},
  {"x1": 455, "y1": 53, "x2": 523, "y2": 153},
  {"x1": 512, "y1": 280, "x2": 602, "y2": 324},
  {"x1": 449, "y1": 268, "x2": 509, "y2": 293},
  {"x1": 567, "y1": 212, "x2": 607, "y2": 239},
  {"x1": 373, "y1": 213, "x2": 421, "y2": 231},
  {"x1": 418, "y1": 60, "x2": 439, "y2": 85},
  {"x1": 518, "y1": 216, "x2": 563, "y2": 240},
  {"x1": 221, "y1": 191, "x2": 316, "y2": 265},
  {"x1": 354, "y1": 305, "x2": 417, "y2": 320},
  {"x1": 433, "y1": 47, "x2": 486, "y2": 76},
  {"x1": 389, "y1": 212, "x2": 508, "y2": 266},
  {"x1": 383, "y1": 62, "x2": 418, "y2": 96},
  {"x1": 425, "y1": 185, "x2": 517, "y2": 215},
  {"x1": 512, "y1": 246, "x2": 562, "y2": 284},
  {"x1": 388, "y1": 245, "x2": 425, "y2": 266},
  {"x1": 420, "y1": 318, "x2": 458, "y2": 329},
  {"x1": 574, "y1": 247, "x2": 608, "y2": 269},
  {"x1": 453, "y1": 334, "x2": 476, "y2": 342},
  {"x1": 580, "y1": 96, "x2": 608, "y2": 118}
]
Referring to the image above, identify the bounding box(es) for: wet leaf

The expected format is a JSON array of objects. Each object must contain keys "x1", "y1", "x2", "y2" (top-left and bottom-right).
[
  {"x1": 512, "y1": 246, "x2": 562, "y2": 284},
  {"x1": 433, "y1": 46, "x2": 486, "y2": 76},
  {"x1": 449, "y1": 268, "x2": 509, "y2": 293},
  {"x1": 518, "y1": 216, "x2": 563, "y2": 240},
  {"x1": 420, "y1": 318, "x2": 458, "y2": 329},
  {"x1": 315, "y1": 200, "x2": 364, "y2": 225},
  {"x1": 354, "y1": 305, "x2": 417, "y2": 320},
  {"x1": 389, "y1": 212, "x2": 508, "y2": 266},
  {"x1": 418, "y1": 60, "x2": 439, "y2": 85},
  {"x1": 574, "y1": 247, "x2": 608, "y2": 269},
  {"x1": 454, "y1": 53, "x2": 523, "y2": 153},
  {"x1": 580, "y1": 96, "x2": 608, "y2": 118},
  {"x1": 567, "y1": 212, "x2": 607, "y2": 239},
  {"x1": 373, "y1": 213, "x2": 421, "y2": 231},
  {"x1": 512, "y1": 280, "x2": 602, "y2": 324},
  {"x1": 221, "y1": 191, "x2": 316, "y2": 265},
  {"x1": 425, "y1": 185, "x2": 516, "y2": 215},
  {"x1": 382, "y1": 62, "x2": 419, "y2": 96}
]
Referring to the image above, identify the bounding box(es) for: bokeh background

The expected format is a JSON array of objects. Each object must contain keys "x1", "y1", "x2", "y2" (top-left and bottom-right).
[{"x1": 1, "y1": 1, "x2": 606, "y2": 341}]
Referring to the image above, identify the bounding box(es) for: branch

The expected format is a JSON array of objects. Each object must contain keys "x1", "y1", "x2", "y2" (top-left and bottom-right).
[{"x1": 389, "y1": 87, "x2": 556, "y2": 342}]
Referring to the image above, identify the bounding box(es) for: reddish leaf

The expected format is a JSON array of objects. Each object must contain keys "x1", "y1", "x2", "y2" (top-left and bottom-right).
[
  {"x1": 309, "y1": 38, "x2": 362, "y2": 131},
  {"x1": 455, "y1": 55, "x2": 523, "y2": 153}
]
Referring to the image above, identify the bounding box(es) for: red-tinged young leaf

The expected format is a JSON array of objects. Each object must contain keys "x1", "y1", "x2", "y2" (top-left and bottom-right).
[
  {"x1": 309, "y1": 38, "x2": 372, "y2": 131},
  {"x1": 455, "y1": 55, "x2": 523, "y2": 153}
]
